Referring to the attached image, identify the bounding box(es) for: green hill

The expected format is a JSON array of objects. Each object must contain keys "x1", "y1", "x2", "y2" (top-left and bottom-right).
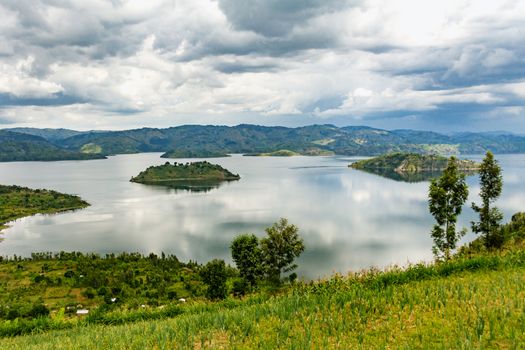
[
  {"x1": 0, "y1": 131, "x2": 106, "y2": 162},
  {"x1": 8, "y1": 124, "x2": 525, "y2": 159}
]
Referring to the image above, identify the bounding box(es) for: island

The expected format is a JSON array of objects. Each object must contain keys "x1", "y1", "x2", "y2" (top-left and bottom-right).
[
  {"x1": 130, "y1": 161, "x2": 241, "y2": 191},
  {"x1": 244, "y1": 148, "x2": 335, "y2": 157},
  {"x1": 161, "y1": 149, "x2": 230, "y2": 159},
  {"x1": 349, "y1": 153, "x2": 479, "y2": 182},
  {"x1": 0, "y1": 185, "x2": 89, "y2": 231}
]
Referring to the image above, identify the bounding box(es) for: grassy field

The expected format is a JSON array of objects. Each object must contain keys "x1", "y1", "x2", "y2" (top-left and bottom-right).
[{"x1": 1, "y1": 251, "x2": 524, "y2": 349}]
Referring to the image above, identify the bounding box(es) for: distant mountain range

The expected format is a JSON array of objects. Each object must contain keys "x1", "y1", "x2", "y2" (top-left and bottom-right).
[{"x1": 1, "y1": 124, "x2": 525, "y2": 161}]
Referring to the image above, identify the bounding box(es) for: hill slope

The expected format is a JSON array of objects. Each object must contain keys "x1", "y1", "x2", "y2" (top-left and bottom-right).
[
  {"x1": 0, "y1": 131, "x2": 106, "y2": 162},
  {"x1": 5, "y1": 124, "x2": 525, "y2": 158},
  {"x1": 2, "y1": 252, "x2": 524, "y2": 349}
]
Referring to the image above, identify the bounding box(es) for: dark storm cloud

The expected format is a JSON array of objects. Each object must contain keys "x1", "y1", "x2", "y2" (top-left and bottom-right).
[{"x1": 217, "y1": 0, "x2": 353, "y2": 37}]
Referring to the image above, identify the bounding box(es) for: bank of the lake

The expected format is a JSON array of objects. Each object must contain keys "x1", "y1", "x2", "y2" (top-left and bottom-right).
[{"x1": 0, "y1": 153, "x2": 524, "y2": 279}]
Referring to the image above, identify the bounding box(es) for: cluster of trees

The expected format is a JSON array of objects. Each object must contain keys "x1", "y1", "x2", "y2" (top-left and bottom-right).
[
  {"x1": 200, "y1": 218, "x2": 305, "y2": 300},
  {"x1": 428, "y1": 151, "x2": 504, "y2": 260}
]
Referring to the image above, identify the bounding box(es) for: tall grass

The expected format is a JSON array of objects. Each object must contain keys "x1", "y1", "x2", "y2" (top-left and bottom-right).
[{"x1": 1, "y1": 252, "x2": 524, "y2": 349}]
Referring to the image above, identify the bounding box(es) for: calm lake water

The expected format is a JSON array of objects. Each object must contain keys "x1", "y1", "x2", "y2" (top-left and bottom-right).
[{"x1": 0, "y1": 153, "x2": 524, "y2": 280}]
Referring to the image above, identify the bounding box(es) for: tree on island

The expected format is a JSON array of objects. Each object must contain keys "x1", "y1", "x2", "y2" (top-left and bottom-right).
[
  {"x1": 428, "y1": 157, "x2": 469, "y2": 260},
  {"x1": 471, "y1": 151, "x2": 504, "y2": 248}
]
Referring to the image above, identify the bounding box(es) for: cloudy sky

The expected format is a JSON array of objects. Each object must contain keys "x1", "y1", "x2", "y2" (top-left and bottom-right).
[{"x1": 0, "y1": 0, "x2": 524, "y2": 132}]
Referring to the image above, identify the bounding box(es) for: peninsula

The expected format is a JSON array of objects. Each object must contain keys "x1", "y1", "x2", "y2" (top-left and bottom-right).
[
  {"x1": 0, "y1": 185, "x2": 89, "y2": 231},
  {"x1": 350, "y1": 153, "x2": 479, "y2": 172},
  {"x1": 349, "y1": 153, "x2": 479, "y2": 182}
]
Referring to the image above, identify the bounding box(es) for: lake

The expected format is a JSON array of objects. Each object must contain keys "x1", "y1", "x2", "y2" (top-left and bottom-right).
[{"x1": 0, "y1": 153, "x2": 524, "y2": 280}]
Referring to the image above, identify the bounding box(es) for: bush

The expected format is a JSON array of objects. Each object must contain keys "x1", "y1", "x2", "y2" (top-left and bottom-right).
[
  {"x1": 231, "y1": 278, "x2": 249, "y2": 297},
  {"x1": 82, "y1": 288, "x2": 96, "y2": 299},
  {"x1": 28, "y1": 304, "x2": 49, "y2": 318}
]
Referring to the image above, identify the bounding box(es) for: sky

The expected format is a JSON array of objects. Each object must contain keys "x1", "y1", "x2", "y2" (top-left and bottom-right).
[{"x1": 0, "y1": 0, "x2": 524, "y2": 132}]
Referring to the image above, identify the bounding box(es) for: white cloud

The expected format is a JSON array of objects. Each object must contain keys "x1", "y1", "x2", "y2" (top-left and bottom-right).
[{"x1": 0, "y1": 0, "x2": 524, "y2": 131}]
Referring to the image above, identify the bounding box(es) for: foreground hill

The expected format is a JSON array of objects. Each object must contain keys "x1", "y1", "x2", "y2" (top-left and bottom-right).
[
  {"x1": 5, "y1": 124, "x2": 525, "y2": 159},
  {"x1": 2, "y1": 251, "x2": 523, "y2": 349},
  {"x1": 0, "y1": 131, "x2": 106, "y2": 162}
]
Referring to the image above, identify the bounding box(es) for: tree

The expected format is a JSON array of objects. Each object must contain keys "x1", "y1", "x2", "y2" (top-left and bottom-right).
[
  {"x1": 200, "y1": 259, "x2": 228, "y2": 300},
  {"x1": 428, "y1": 157, "x2": 469, "y2": 260},
  {"x1": 230, "y1": 234, "x2": 262, "y2": 288},
  {"x1": 260, "y1": 218, "x2": 305, "y2": 284},
  {"x1": 471, "y1": 151, "x2": 504, "y2": 248}
]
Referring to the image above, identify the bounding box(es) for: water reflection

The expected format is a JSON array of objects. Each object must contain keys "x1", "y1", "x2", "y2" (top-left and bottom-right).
[
  {"x1": 134, "y1": 180, "x2": 229, "y2": 193},
  {"x1": 0, "y1": 153, "x2": 523, "y2": 280},
  {"x1": 352, "y1": 168, "x2": 478, "y2": 183}
]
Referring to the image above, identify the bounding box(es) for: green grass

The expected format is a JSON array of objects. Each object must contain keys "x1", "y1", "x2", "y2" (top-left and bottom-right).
[{"x1": 2, "y1": 251, "x2": 524, "y2": 349}]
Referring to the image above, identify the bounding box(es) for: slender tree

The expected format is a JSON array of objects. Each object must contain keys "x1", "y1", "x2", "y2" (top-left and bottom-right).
[
  {"x1": 230, "y1": 234, "x2": 263, "y2": 288},
  {"x1": 471, "y1": 151, "x2": 504, "y2": 248},
  {"x1": 428, "y1": 157, "x2": 469, "y2": 260},
  {"x1": 200, "y1": 259, "x2": 228, "y2": 300},
  {"x1": 260, "y1": 218, "x2": 305, "y2": 284}
]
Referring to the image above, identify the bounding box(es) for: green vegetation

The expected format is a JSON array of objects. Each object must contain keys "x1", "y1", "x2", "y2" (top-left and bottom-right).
[
  {"x1": 130, "y1": 161, "x2": 240, "y2": 190},
  {"x1": 230, "y1": 219, "x2": 304, "y2": 290},
  {"x1": 231, "y1": 234, "x2": 263, "y2": 289},
  {"x1": 350, "y1": 153, "x2": 479, "y2": 173},
  {"x1": 245, "y1": 149, "x2": 302, "y2": 157},
  {"x1": 0, "y1": 252, "x2": 208, "y2": 335},
  {"x1": 0, "y1": 219, "x2": 302, "y2": 336},
  {"x1": 0, "y1": 152, "x2": 522, "y2": 348},
  {"x1": 200, "y1": 259, "x2": 229, "y2": 300},
  {"x1": 161, "y1": 149, "x2": 230, "y2": 158},
  {"x1": 350, "y1": 153, "x2": 479, "y2": 182},
  {"x1": 245, "y1": 148, "x2": 334, "y2": 157},
  {"x1": 0, "y1": 131, "x2": 106, "y2": 162},
  {"x1": 0, "y1": 209, "x2": 524, "y2": 347},
  {"x1": 471, "y1": 151, "x2": 504, "y2": 248},
  {"x1": 80, "y1": 143, "x2": 102, "y2": 154},
  {"x1": 428, "y1": 157, "x2": 469, "y2": 260},
  {"x1": 2, "y1": 247, "x2": 525, "y2": 348},
  {"x1": 0, "y1": 185, "x2": 89, "y2": 231},
  {"x1": 6, "y1": 124, "x2": 525, "y2": 160}
]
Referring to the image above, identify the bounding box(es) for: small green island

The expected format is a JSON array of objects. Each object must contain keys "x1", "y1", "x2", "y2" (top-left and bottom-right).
[
  {"x1": 350, "y1": 153, "x2": 480, "y2": 182},
  {"x1": 130, "y1": 161, "x2": 240, "y2": 191},
  {"x1": 0, "y1": 185, "x2": 89, "y2": 231},
  {"x1": 244, "y1": 148, "x2": 335, "y2": 157},
  {"x1": 161, "y1": 149, "x2": 230, "y2": 159}
]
